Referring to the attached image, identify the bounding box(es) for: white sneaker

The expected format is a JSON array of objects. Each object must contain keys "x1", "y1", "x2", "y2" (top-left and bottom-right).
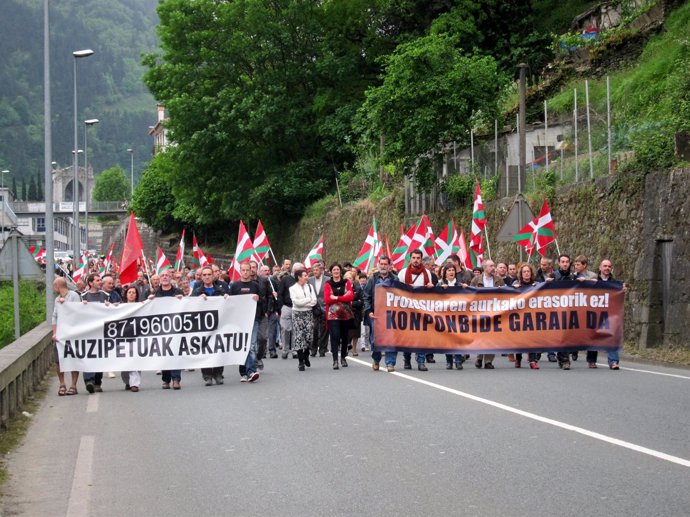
[{"x1": 106, "y1": 372, "x2": 116, "y2": 378}]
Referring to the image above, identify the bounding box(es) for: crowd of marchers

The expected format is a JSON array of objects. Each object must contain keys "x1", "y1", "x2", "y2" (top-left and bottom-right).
[{"x1": 50, "y1": 249, "x2": 625, "y2": 397}]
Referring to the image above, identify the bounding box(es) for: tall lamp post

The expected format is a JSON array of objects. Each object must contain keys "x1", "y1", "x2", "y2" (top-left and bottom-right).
[
  {"x1": 1, "y1": 169, "x2": 8, "y2": 247},
  {"x1": 127, "y1": 148, "x2": 134, "y2": 199},
  {"x1": 72, "y1": 48, "x2": 94, "y2": 256},
  {"x1": 44, "y1": 0, "x2": 54, "y2": 320},
  {"x1": 84, "y1": 118, "x2": 99, "y2": 251}
]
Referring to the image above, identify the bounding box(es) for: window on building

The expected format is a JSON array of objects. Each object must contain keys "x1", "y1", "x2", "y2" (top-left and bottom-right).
[{"x1": 36, "y1": 217, "x2": 45, "y2": 232}]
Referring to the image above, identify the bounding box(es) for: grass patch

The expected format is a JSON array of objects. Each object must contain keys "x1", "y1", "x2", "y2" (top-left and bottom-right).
[
  {"x1": 0, "y1": 379, "x2": 49, "y2": 485},
  {"x1": 624, "y1": 343, "x2": 690, "y2": 366}
]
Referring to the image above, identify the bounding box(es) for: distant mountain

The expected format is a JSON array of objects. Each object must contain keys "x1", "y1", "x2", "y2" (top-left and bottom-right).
[{"x1": 0, "y1": 0, "x2": 160, "y2": 193}]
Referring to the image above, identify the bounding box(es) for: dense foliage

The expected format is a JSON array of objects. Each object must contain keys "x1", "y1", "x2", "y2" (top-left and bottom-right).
[
  {"x1": 142, "y1": 0, "x2": 559, "y2": 232},
  {"x1": 92, "y1": 165, "x2": 129, "y2": 202},
  {"x1": 0, "y1": 0, "x2": 159, "y2": 187},
  {"x1": 0, "y1": 281, "x2": 46, "y2": 349}
]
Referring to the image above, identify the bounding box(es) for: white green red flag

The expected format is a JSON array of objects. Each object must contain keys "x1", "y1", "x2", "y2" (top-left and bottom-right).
[
  {"x1": 434, "y1": 219, "x2": 459, "y2": 266},
  {"x1": 155, "y1": 246, "x2": 173, "y2": 275},
  {"x1": 353, "y1": 217, "x2": 381, "y2": 273},
  {"x1": 303, "y1": 233, "x2": 324, "y2": 269},
  {"x1": 29, "y1": 246, "x2": 46, "y2": 265},
  {"x1": 192, "y1": 233, "x2": 208, "y2": 268},
  {"x1": 458, "y1": 229, "x2": 473, "y2": 269},
  {"x1": 174, "y1": 229, "x2": 186, "y2": 271},
  {"x1": 470, "y1": 182, "x2": 486, "y2": 267},
  {"x1": 421, "y1": 214, "x2": 436, "y2": 258},
  {"x1": 100, "y1": 242, "x2": 115, "y2": 278},
  {"x1": 513, "y1": 199, "x2": 557, "y2": 257},
  {"x1": 252, "y1": 220, "x2": 271, "y2": 265},
  {"x1": 391, "y1": 224, "x2": 415, "y2": 270},
  {"x1": 230, "y1": 220, "x2": 255, "y2": 281},
  {"x1": 72, "y1": 251, "x2": 89, "y2": 283}
]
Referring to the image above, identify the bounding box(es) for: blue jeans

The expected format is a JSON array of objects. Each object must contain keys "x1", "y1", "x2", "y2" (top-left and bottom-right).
[
  {"x1": 162, "y1": 370, "x2": 181, "y2": 382},
  {"x1": 403, "y1": 352, "x2": 426, "y2": 364},
  {"x1": 369, "y1": 320, "x2": 397, "y2": 366},
  {"x1": 445, "y1": 354, "x2": 465, "y2": 364},
  {"x1": 239, "y1": 320, "x2": 259, "y2": 376}
]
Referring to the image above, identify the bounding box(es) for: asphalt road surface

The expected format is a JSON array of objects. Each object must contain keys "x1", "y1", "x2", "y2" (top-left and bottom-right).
[{"x1": 2, "y1": 352, "x2": 689, "y2": 517}]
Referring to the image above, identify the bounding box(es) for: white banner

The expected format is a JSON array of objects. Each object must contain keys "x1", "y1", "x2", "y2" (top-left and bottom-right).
[{"x1": 56, "y1": 296, "x2": 255, "y2": 371}]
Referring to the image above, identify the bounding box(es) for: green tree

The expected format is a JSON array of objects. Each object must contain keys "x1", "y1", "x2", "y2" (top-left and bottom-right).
[
  {"x1": 93, "y1": 165, "x2": 129, "y2": 202},
  {"x1": 20, "y1": 178, "x2": 26, "y2": 201},
  {"x1": 11, "y1": 176, "x2": 17, "y2": 199},
  {"x1": 35, "y1": 172, "x2": 43, "y2": 201},
  {"x1": 357, "y1": 33, "x2": 503, "y2": 189},
  {"x1": 130, "y1": 151, "x2": 185, "y2": 232},
  {"x1": 28, "y1": 175, "x2": 37, "y2": 201}
]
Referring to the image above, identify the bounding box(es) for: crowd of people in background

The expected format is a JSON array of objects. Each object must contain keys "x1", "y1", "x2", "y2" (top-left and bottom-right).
[{"x1": 51, "y1": 248, "x2": 625, "y2": 397}]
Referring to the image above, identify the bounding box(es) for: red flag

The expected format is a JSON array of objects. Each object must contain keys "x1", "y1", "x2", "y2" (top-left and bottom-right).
[
  {"x1": 303, "y1": 233, "x2": 325, "y2": 269},
  {"x1": 174, "y1": 229, "x2": 186, "y2": 271},
  {"x1": 192, "y1": 233, "x2": 208, "y2": 268},
  {"x1": 470, "y1": 182, "x2": 486, "y2": 267},
  {"x1": 119, "y1": 213, "x2": 145, "y2": 285},
  {"x1": 458, "y1": 229, "x2": 473, "y2": 269},
  {"x1": 252, "y1": 220, "x2": 272, "y2": 264}
]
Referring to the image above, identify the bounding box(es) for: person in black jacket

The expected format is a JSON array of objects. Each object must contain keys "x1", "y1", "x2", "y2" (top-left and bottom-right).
[
  {"x1": 553, "y1": 254, "x2": 576, "y2": 370},
  {"x1": 229, "y1": 262, "x2": 263, "y2": 383},
  {"x1": 192, "y1": 266, "x2": 229, "y2": 385},
  {"x1": 363, "y1": 256, "x2": 398, "y2": 372},
  {"x1": 277, "y1": 262, "x2": 303, "y2": 359}
]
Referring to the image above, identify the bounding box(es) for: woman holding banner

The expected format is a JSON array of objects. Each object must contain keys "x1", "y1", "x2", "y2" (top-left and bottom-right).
[
  {"x1": 512, "y1": 264, "x2": 541, "y2": 369},
  {"x1": 120, "y1": 285, "x2": 143, "y2": 391},
  {"x1": 324, "y1": 264, "x2": 355, "y2": 370},
  {"x1": 289, "y1": 269, "x2": 317, "y2": 371},
  {"x1": 440, "y1": 265, "x2": 466, "y2": 370}
]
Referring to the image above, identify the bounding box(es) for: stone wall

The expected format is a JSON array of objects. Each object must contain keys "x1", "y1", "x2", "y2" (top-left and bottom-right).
[{"x1": 278, "y1": 167, "x2": 690, "y2": 348}]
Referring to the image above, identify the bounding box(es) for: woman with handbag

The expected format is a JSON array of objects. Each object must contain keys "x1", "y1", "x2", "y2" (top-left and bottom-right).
[
  {"x1": 289, "y1": 269, "x2": 317, "y2": 371},
  {"x1": 324, "y1": 263, "x2": 355, "y2": 369},
  {"x1": 344, "y1": 270, "x2": 364, "y2": 356}
]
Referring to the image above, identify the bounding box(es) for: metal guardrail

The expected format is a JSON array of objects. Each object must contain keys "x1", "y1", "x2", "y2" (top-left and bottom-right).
[
  {"x1": 0, "y1": 322, "x2": 53, "y2": 429},
  {"x1": 11, "y1": 201, "x2": 127, "y2": 214}
]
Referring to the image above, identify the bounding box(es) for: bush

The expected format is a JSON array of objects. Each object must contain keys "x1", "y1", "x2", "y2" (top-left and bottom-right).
[{"x1": 0, "y1": 281, "x2": 46, "y2": 348}]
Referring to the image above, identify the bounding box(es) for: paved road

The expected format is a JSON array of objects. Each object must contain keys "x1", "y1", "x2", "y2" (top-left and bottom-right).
[{"x1": 2, "y1": 353, "x2": 689, "y2": 517}]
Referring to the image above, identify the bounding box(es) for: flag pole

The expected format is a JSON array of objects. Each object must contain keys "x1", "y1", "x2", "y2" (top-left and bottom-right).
[
  {"x1": 554, "y1": 238, "x2": 562, "y2": 257},
  {"x1": 141, "y1": 249, "x2": 152, "y2": 285},
  {"x1": 483, "y1": 226, "x2": 492, "y2": 261},
  {"x1": 268, "y1": 246, "x2": 280, "y2": 269}
]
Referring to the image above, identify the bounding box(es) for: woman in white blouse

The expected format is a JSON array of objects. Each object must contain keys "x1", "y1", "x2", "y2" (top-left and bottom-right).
[{"x1": 289, "y1": 269, "x2": 317, "y2": 371}]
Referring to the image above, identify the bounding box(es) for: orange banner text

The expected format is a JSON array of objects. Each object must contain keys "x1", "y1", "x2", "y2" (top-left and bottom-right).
[{"x1": 373, "y1": 281, "x2": 624, "y2": 353}]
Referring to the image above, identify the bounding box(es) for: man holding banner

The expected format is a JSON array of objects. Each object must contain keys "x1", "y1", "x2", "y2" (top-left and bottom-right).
[
  {"x1": 470, "y1": 260, "x2": 505, "y2": 369},
  {"x1": 397, "y1": 249, "x2": 436, "y2": 371},
  {"x1": 363, "y1": 255, "x2": 397, "y2": 372}
]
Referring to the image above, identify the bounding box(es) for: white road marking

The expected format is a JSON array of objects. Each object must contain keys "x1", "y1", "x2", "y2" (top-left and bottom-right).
[
  {"x1": 66, "y1": 435, "x2": 95, "y2": 517},
  {"x1": 350, "y1": 357, "x2": 690, "y2": 468},
  {"x1": 86, "y1": 393, "x2": 99, "y2": 413},
  {"x1": 596, "y1": 363, "x2": 690, "y2": 380}
]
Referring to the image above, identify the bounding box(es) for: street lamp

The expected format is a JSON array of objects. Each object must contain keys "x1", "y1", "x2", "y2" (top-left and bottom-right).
[
  {"x1": 1, "y1": 169, "x2": 8, "y2": 247},
  {"x1": 127, "y1": 148, "x2": 134, "y2": 198},
  {"x1": 84, "y1": 118, "x2": 99, "y2": 251},
  {"x1": 72, "y1": 48, "x2": 94, "y2": 256}
]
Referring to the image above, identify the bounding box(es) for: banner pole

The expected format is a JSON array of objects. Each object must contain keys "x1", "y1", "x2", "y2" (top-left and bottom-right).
[
  {"x1": 483, "y1": 226, "x2": 492, "y2": 262},
  {"x1": 555, "y1": 238, "x2": 562, "y2": 257}
]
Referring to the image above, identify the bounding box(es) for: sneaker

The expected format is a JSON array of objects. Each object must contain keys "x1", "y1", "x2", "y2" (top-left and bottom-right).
[
  {"x1": 94, "y1": 385, "x2": 103, "y2": 392},
  {"x1": 529, "y1": 361, "x2": 539, "y2": 369},
  {"x1": 240, "y1": 375, "x2": 248, "y2": 383},
  {"x1": 418, "y1": 363, "x2": 428, "y2": 371},
  {"x1": 484, "y1": 363, "x2": 494, "y2": 370},
  {"x1": 124, "y1": 384, "x2": 130, "y2": 391},
  {"x1": 588, "y1": 362, "x2": 598, "y2": 369},
  {"x1": 85, "y1": 381, "x2": 95, "y2": 394},
  {"x1": 360, "y1": 346, "x2": 366, "y2": 352},
  {"x1": 204, "y1": 378, "x2": 213, "y2": 386},
  {"x1": 446, "y1": 363, "x2": 453, "y2": 370},
  {"x1": 372, "y1": 362, "x2": 380, "y2": 371},
  {"x1": 172, "y1": 380, "x2": 181, "y2": 389},
  {"x1": 341, "y1": 359, "x2": 348, "y2": 368},
  {"x1": 256, "y1": 359, "x2": 264, "y2": 370},
  {"x1": 162, "y1": 382, "x2": 171, "y2": 389},
  {"x1": 571, "y1": 352, "x2": 579, "y2": 361},
  {"x1": 426, "y1": 355, "x2": 436, "y2": 363},
  {"x1": 270, "y1": 352, "x2": 278, "y2": 359},
  {"x1": 248, "y1": 372, "x2": 260, "y2": 382},
  {"x1": 281, "y1": 351, "x2": 288, "y2": 359},
  {"x1": 455, "y1": 362, "x2": 464, "y2": 370},
  {"x1": 386, "y1": 365, "x2": 395, "y2": 372},
  {"x1": 562, "y1": 362, "x2": 571, "y2": 370},
  {"x1": 130, "y1": 386, "x2": 139, "y2": 392},
  {"x1": 475, "y1": 358, "x2": 483, "y2": 369},
  {"x1": 155, "y1": 370, "x2": 162, "y2": 375},
  {"x1": 547, "y1": 353, "x2": 557, "y2": 362},
  {"x1": 609, "y1": 361, "x2": 620, "y2": 370},
  {"x1": 214, "y1": 375, "x2": 224, "y2": 385},
  {"x1": 404, "y1": 360, "x2": 412, "y2": 370}
]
